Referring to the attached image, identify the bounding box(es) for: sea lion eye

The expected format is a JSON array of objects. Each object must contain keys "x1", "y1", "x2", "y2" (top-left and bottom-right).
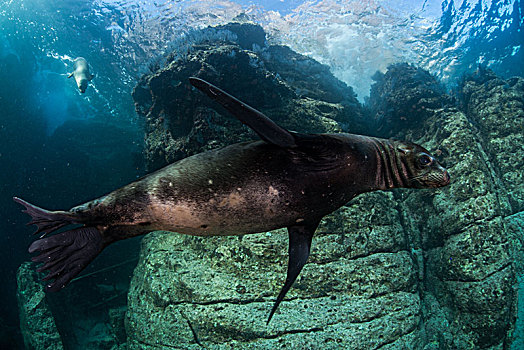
[{"x1": 418, "y1": 154, "x2": 432, "y2": 166}]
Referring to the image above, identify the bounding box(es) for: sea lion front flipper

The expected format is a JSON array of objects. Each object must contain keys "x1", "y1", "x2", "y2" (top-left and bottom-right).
[
  {"x1": 267, "y1": 220, "x2": 320, "y2": 324},
  {"x1": 189, "y1": 77, "x2": 296, "y2": 148},
  {"x1": 67, "y1": 72, "x2": 74, "y2": 78}
]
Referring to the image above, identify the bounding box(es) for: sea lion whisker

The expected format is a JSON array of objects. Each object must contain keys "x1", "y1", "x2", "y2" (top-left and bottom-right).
[{"x1": 408, "y1": 174, "x2": 426, "y2": 181}]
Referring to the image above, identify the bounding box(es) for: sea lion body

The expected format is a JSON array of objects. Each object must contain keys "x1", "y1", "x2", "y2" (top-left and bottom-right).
[
  {"x1": 73, "y1": 134, "x2": 413, "y2": 242},
  {"x1": 15, "y1": 78, "x2": 450, "y2": 322},
  {"x1": 68, "y1": 57, "x2": 93, "y2": 93}
]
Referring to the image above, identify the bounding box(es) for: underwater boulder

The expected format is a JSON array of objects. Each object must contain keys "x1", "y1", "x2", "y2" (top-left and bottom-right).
[
  {"x1": 367, "y1": 63, "x2": 450, "y2": 137},
  {"x1": 369, "y1": 64, "x2": 520, "y2": 348},
  {"x1": 132, "y1": 22, "x2": 364, "y2": 170},
  {"x1": 458, "y1": 67, "x2": 524, "y2": 213},
  {"x1": 126, "y1": 192, "x2": 422, "y2": 349},
  {"x1": 17, "y1": 262, "x2": 63, "y2": 350}
]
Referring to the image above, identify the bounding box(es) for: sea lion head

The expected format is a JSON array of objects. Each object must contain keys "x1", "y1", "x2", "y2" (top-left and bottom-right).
[
  {"x1": 77, "y1": 78, "x2": 88, "y2": 93},
  {"x1": 394, "y1": 141, "x2": 450, "y2": 189}
]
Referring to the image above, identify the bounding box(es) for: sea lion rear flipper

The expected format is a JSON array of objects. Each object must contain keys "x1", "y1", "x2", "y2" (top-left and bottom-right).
[
  {"x1": 267, "y1": 220, "x2": 320, "y2": 324},
  {"x1": 14, "y1": 197, "x2": 104, "y2": 291},
  {"x1": 29, "y1": 226, "x2": 104, "y2": 292},
  {"x1": 189, "y1": 77, "x2": 296, "y2": 148},
  {"x1": 14, "y1": 197, "x2": 74, "y2": 237}
]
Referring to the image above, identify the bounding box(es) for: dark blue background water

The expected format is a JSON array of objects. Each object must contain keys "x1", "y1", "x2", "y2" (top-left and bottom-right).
[{"x1": 0, "y1": 0, "x2": 522, "y2": 347}]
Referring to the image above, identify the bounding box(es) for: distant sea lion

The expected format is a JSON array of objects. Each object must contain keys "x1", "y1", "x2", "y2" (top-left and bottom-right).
[
  {"x1": 14, "y1": 78, "x2": 450, "y2": 322},
  {"x1": 67, "y1": 57, "x2": 93, "y2": 93}
]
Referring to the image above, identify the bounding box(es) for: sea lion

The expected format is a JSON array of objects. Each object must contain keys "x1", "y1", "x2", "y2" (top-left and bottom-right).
[
  {"x1": 67, "y1": 57, "x2": 93, "y2": 93},
  {"x1": 14, "y1": 78, "x2": 450, "y2": 323}
]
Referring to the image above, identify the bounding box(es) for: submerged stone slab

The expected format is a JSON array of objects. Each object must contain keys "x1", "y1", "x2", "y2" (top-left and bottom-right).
[
  {"x1": 126, "y1": 227, "x2": 420, "y2": 349},
  {"x1": 126, "y1": 191, "x2": 419, "y2": 348}
]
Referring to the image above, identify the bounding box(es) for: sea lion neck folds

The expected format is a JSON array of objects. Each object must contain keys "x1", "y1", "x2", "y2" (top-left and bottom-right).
[
  {"x1": 15, "y1": 78, "x2": 450, "y2": 323},
  {"x1": 368, "y1": 138, "x2": 413, "y2": 190}
]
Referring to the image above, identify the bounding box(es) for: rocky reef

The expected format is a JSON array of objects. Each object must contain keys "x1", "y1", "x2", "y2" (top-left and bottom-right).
[
  {"x1": 369, "y1": 65, "x2": 523, "y2": 348},
  {"x1": 17, "y1": 22, "x2": 523, "y2": 349},
  {"x1": 132, "y1": 22, "x2": 364, "y2": 170},
  {"x1": 126, "y1": 197, "x2": 422, "y2": 349},
  {"x1": 458, "y1": 67, "x2": 524, "y2": 213},
  {"x1": 123, "y1": 23, "x2": 523, "y2": 349}
]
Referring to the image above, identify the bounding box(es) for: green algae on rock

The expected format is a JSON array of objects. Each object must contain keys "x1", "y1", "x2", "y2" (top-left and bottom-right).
[
  {"x1": 369, "y1": 65, "x2": 521, "y2": 348},
  {"x1": 458, "y1": 68, "x2": 524, "y2": 213}
]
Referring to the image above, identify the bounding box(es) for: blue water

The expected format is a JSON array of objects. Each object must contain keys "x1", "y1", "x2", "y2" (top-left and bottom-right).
[{"x1": 0, "y1": 0, "x2": 522, "y2": 348}]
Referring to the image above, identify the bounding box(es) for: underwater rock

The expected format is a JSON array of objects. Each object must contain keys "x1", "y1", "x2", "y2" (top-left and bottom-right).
[
  {"x1": 109, "y1": 306, "x2": 127, "y2": 345},
  {"x1": 126, "y1": 191, "x2": 421, "y2": 349},
  {"x1": 125, "y1": 191, "x2": 421, "y2": 348},
  {"x1": 16, "y1": 262, "x2": 63, "y2": 350},
  {"x1": 127, "y1": 32, "x2": 521, "y2": 348},
  {"x1": 132, "y1": 22, "x2": 364, "y2": 170},
  {"x1": 367, "y1": 63, "x2": 450, "y2": 138},
  {"x1": 369, "y1": 63, "x2": 520, "y2": 348},
  {"x1": 458, "y1": 68, "x2": 524, "y2": 213},
  {"x1": 40, "y1": 254, "x2": 132, "y2": 350}
]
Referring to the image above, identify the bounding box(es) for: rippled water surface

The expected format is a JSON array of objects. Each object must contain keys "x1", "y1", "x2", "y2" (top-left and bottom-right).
[{"x1": 2, "y1": 0, "x2": 521, "y2": 106}]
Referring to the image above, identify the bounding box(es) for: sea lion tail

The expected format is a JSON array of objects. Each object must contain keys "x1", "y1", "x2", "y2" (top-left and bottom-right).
[{"x1": 14, "y1": 197, "x2": 104, "y2": 292}]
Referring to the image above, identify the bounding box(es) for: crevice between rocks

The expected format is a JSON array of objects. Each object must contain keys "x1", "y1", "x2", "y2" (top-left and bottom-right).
[
  {"x1": 374, "y1": 323, "x2": 418, "y2": 350},
  {"x1": 263, "y1": 327, "x2": 325, "y2": 340},
  {"x1": 473, "y1": 136, "x2": 513, "y2": 216},
  {"x1": 179, "y1": 310, "x2": 205, "y2": 348},
  {"x1": 167, "y1": 296, "x2": 268, "y2": 307},
  {"x1": 425, "y1": 213, "x2": 508, "y2": 244},
  {"x1": 310, "y1": 249, "x2": 407, "y2": 264},
  {"x1": 442, "y1": 262, "x2": 512, "y2": 284}
]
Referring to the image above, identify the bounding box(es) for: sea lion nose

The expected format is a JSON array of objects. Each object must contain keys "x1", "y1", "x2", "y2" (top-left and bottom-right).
[{"x1": 443, "y1": 171, "x2": 450, "y2": 184}]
